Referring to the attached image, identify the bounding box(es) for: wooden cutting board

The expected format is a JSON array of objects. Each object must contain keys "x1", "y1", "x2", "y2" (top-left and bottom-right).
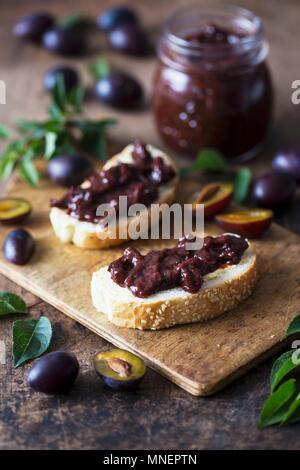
[{"x1": 0, "y1": 174, "x2": 299, "y2": 396}]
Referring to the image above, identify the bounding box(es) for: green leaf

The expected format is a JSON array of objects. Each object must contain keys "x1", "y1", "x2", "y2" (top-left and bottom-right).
[
  {"x1": 19, "y1": 158, "x2": 39, "y2": 187},
  {"x1": 29, "y1": 137, "x2": 45, "y2": 157},
  {"x1": 270, "y1": 350, "x2": 300, "y2": 392},
  {"x1": 68, "y1": 85, "x2": 84, "y2": 113},
  {"x1": 51, "y1": 76, "x2": 67, "y2": 114},
  {"x1": 44, "y1": 132, "x2": 57, "y2": 159},
  {"x1": 297, "y1": 277, "x2": 300, "y2": 285},
  {"x1": 258, "y1": 313, "x2": 300, "y2": 429},
  {"x1": 0, "y1": 124, "x2": 10, "y2": 139},
  {"x1": 0, "y1": 139, "x2": 29, "y2": 180},
  {"x1": 285, "y1": 314, "x2": 300, "y2": 338},
  {"x1": 17, "y1": 119, "x2": 62, "y2": 137},
  {"x1": 54, "y1": 129, "x2": 78, "y2": 155},
  {"x1": 57, "y1": 13, "x2": 90, "y2": 31},
  {"x1": 258, "y1": 379, "x2": 297, "y2": 428},
  {"x1": 74, "y1": 119, "x2": 117, "y2": 160},
  {"x1": 0, "y1": 154, "x2": 15, "y2": 180},
  {"x1": 9, "y1": 139, "x2": 27, "y2": 154},
  {"x1": 281, "y1": 393, "x2": 300, "y2": 424},
  {"x1": 48, "y1": 103, "x2": 65, "y2": 121},
  {"x1": 233, "y1": 167, "x2": 252, "y2": 203},
  {"x1": 49, "y1": 79, "x2": 85, "y2": 118},
  {"x1": 80, "y1": 128, "x2": 106, "y2": 160},
  {"x1": 88, "y1": 57, "x2": 110, "y2": 80},
  {"x1": 17, "y1": 119, "x2": 43, "y2": 134},
  {"x1": 0, "y1": 291, "x2": 27, "y2": 317},
  {"x1": 13, "y1": 316, "x2": 52, "y2": 367},
  {"x1": 181, "y1": 148, "x2": 227, "y2": 175}
]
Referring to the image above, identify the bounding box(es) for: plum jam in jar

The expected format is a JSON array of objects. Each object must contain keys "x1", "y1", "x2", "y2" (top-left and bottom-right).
[{"x1": 153, "y1": 5, "x2": 273, "y2": 160}]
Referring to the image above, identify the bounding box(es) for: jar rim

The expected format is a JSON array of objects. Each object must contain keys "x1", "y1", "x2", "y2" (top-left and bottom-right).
[{"x1": 163, "y1": 3, "x2": 264, "y2": 57}]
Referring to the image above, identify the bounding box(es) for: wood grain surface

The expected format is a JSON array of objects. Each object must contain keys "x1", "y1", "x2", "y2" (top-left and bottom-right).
[
  {"x1": 1, "y1": 0, "x2": 300, "y2": 449},
  {"x1": 1, "y1": 175, "x2": 300, "y2": 396}
]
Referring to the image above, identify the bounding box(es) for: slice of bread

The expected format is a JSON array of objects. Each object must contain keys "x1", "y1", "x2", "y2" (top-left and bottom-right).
[
  {"x1": 91, "y1": 244, "x2": 257, "y2": 330},
  {"x1": 49, "y1": 144, "x2": 179, "y2": 249}
]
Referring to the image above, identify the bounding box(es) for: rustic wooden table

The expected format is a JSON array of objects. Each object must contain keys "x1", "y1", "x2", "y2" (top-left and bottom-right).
[{"x1": 1, "y1": 0, "x2": 300, "y2": 450}]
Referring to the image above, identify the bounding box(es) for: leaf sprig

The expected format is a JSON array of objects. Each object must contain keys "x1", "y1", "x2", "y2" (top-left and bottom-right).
[
  {"x1": 258, "y1": 312, "x2": 300, "y2": 428},
  {"x1": 0, "y1": 77, "x2": 117, "y2": 187}
]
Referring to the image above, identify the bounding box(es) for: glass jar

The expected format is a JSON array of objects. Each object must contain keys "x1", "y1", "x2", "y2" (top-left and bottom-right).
[{"x1": 153, "y1": 5, "x2": 273, "y2": 161}]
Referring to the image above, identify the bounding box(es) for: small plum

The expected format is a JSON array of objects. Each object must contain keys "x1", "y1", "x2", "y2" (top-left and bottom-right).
[
  {"x1": 272, "y1": 149, "x2": 300, "y2": 182},
  {"x1": 3, "y1": 228, "x2": 35, "y2": 265},
  {"x1": 108, "y1": 24, "x2": 149, "y2": 56},
  {"x1": 94, "y1": 72, "x2": 143, "y2": 109},
  {"x1": 42, "y1": 28, "x2": 86, "y2": 56},
  {"x1": 252, "y1": 171, "x2": 296, "y2": 209},
  {"x1": 48, "y1": 155, "x2": 93, "y2": 187},
  {"x1": 43, "y1": 66, "x2": 80, "y2": 93},
  {"x1": 13, "y1": 12, "x2": 55, "y2": 43},
  {"x1": 97, "y1": 6, "x2": 138, "y2": 32},
  {"x1": 28, "y1": 351, "x2": 79, "y2": 394}
]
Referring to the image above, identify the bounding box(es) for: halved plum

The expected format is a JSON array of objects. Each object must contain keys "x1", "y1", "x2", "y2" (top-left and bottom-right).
[
  {"x1": 0, "y1": 198, "x2": 32, "y2": 223},
  {"x1": 191, "y1": 182, "x2": 233, "y2": 218},
  {"x1": 94, "y1": 349, "x2": 146, "y2": 391},
  {"x1": 215, "y1": 209, "x2": 273, "y2": 238}
]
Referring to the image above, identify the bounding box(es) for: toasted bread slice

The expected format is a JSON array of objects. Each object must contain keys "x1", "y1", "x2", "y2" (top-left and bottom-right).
[
  {"x1": 91, "y1": 245, "x2": 257, "y2": 330},
  {"x1": 49, "y1": 144, "x2": 178, "y2": 249}
]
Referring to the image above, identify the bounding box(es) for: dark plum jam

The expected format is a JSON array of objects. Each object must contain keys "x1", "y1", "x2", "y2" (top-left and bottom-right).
[
  {"x1": 108, "y1": 234, "x2": 249, "y2": 297},
  {"x1": 185, "y1": 23, "x2": 247, "y2": 45},
  {"x1": 51, "y1": 141, "x2": 176, "y2": 223},
  {"x1": 153, "y1": 6, "x2": 273, "y2": 161}
]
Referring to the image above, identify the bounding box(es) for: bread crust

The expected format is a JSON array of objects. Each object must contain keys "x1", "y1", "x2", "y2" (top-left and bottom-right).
[
  {"x1": 91, "y1": 247, "x2": 257, "y2": 330},
  {"x1": 49, "y1": 144, "x2": 179, "y2": 249}
]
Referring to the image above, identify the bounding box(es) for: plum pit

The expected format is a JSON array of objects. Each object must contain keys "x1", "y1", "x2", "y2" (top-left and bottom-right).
[{"x1": 191, "y1": 182, "x2": 233, "y2": 218}]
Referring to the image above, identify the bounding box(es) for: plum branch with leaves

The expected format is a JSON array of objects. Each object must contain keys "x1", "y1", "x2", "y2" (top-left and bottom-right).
[{"x1": 0, "y1": 77, "x2": 116, "y2": 187}]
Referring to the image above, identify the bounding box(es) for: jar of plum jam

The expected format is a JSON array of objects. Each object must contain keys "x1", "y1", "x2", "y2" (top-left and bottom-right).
[{"x1": 153, "y1": 5, "x2": 273, "y2": 160}]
